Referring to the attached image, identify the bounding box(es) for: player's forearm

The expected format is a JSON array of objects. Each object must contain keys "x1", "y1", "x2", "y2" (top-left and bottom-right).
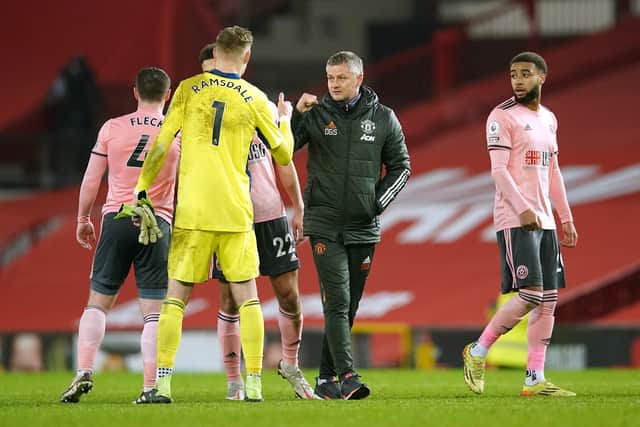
[
  {"x1": 277, "y1": 162, "x2": 304, "y2": 211},
  {"x1": 270, "y1": 118, "x2": 294, "y2": 166},
  {"x1": 77, "y1": 155, "x2": 107, "y2": 218},
  {"x1": 490, "y1": 150, "x2": 530, "y2": 214},
  {"x1": 549, "y1": 159, "x2": 573, "y2": 223},
  {"x1": 136, "y1": 133, "x2": 172, "y2": 192},
  {"x1": 375, "y1": 167, "x2": 410, "y2": 214}
]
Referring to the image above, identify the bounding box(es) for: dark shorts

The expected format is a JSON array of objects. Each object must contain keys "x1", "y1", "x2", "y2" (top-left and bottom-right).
[
  {"x1": 211, "y1": 216, "x2": 300, "y2": 281},
  {"x1": 91, "y1": 212, "x2": 171, "y2": 299},
  {"x1": 496, "y1": 227, "x2": 566, "y2": 294}
]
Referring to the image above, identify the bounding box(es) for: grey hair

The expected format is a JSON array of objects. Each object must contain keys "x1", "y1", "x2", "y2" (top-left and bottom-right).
[{"x1": 326, "y1": 51, "x2": 363, "y2": 75}]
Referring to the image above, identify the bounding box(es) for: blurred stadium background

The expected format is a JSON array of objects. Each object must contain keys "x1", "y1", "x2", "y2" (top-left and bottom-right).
[{"x1": 1, "y1": 0, "x2": 639, "y2": 375}]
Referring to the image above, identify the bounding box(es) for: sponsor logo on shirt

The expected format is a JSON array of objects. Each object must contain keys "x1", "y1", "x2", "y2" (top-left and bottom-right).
[
  {"x1": 524, "y1": 150, "x2": 551, "y2": 167},
  {"x1": 324, "y1": 121, "x2": 338, "y2": 136},
  {"x1": 361, "y1": 119, "x2": 376, "y2": 134},
  {"x1": 488, "y1": 136, "x2": 500, "y2": 143},
  {"x1": 248, "y1": 141, "x2": 267, "y2": 161},
  {"x1": 524, "y1": 124, "x2": 533, "y2": 131},
  {"x1": 360, "y1": 119, "x2": 376, "y2": 142}
]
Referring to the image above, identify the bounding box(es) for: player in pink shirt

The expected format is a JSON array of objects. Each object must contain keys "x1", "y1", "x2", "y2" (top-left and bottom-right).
[
  {"x1": 199, "y1": 44, "x2": 316, "y2": 400},
  {"x1": 463, "y1": 52, "x2": 578, "y2": 397},
  {"x1": 61, "y1": 67, "x2": 180, "y2": 404}
]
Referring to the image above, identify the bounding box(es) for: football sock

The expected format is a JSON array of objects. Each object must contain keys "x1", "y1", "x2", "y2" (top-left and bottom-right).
[
  {"x1": 238, "y1": 298, "x2": 264, "y2": 375},
  {"x1": 77, "y1": 306, "x2": 106, "y2": 371},
  {"x1": 156, "y1": 370, "x2": 173, "y2": 397},
  {"x1": 217, "y1": 311, "x2": 242, "y2": 382},
  {"x1": 472, "y1": 289, "x2": 542, "y2": 357},
  {"x1": 157, "y1": 297, "x2": 185, "y2": 369},
  {"x1": 525, "y1": 369, "x2": 546, "y2": 386},
  {"x1": 278, "y1": 308, "x2": 302, "y2": 367},
  {"x1": 141, "y1": 312, "x2": 160, "y2": 388},
  {"x1": 526, "y1": 290, "x2": 558, "y2": 383}
]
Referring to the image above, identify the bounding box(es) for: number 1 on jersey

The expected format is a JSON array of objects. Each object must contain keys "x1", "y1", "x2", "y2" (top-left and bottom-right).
[{"x1": 211, "y1": 100, "x2": 226, "y2": 146}]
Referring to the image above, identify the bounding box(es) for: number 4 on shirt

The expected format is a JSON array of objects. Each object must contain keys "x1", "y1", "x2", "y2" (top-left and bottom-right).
[{"x1": 127, "y1": 134, "x2": 150, "y2": 168}]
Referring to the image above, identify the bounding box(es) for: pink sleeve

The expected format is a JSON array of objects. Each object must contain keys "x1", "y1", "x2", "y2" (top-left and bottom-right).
[
  {"x1": 486, "y1": 109, "x2": 512, "y2": 151},
  {"x1": 92, "y1": 121, "x2": 110, "y2": 155},
  {"x1": 78, "y1": 123, "x2": 109, "y2": 219},
  {"x1": 490, "y1": 149, "x2": 530, "y2": 215},
  {"x1": 549, "y1": 154, "x2": 573, "y2": 223}
]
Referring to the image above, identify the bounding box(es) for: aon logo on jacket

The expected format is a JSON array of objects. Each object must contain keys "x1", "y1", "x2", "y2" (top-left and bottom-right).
[{"x1": 360, "y1": 134, "x2": 375, "y2": 142}]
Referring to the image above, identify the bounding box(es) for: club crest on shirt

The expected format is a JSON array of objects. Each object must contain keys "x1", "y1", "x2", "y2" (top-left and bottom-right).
[
  {"x1": 516, "y1": 265, "x2": 529, "y2": 280},
  {"x1": 360, "y1": 120, "x2": 376, "y2": 142},
  {"x1": 314, "y1": 242, "x2": 327, "y2": 255},
  {"x1": 361, "y1": 119, "x2": 375, "y2": 134},
  {"x1": 488, "y1": 121, "x2": 500, "y2": 135}
]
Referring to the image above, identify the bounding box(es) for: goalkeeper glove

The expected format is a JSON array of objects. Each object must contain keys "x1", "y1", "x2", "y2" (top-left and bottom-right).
[{"x1": 114, "y1": 190, "x2": 163, "y2": 245}]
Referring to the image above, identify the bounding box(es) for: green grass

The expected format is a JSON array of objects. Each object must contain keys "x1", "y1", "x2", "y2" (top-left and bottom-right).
[{"x1": 1, "y1": 369, "x2": 638, "y2": 427}]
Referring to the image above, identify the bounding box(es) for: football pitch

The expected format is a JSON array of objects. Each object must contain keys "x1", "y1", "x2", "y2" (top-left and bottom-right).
[{"x1": 1, "y1": 369, "x2": 638, "y2": 427}]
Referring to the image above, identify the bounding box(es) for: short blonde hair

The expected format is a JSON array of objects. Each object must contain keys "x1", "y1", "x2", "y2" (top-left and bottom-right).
[{"x1": 215, "y1": 25, "x2": 253, "y2": 56}]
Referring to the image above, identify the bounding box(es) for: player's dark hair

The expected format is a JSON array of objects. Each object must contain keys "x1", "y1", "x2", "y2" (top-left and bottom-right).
[
  {"x1": 135, "y1": 67, "x2": 170, "y2": 102},
  {"x1": 216, "y1": 25, "x2": 253, "y2": 55},
  {"x1": 327, "y1": 51, "x2": 363, "y2": 75},
  {"x1": 199, "y1": 43, "x2": 215, "y2": 64},
  {"x1": 510, "y1": 52, "x2": 548, "y2": 74}
]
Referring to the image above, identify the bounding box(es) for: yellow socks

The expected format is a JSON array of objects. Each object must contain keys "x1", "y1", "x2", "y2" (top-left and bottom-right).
[
  {"x1": 239, "y1": 298, "x2": 264, "y2": 375},
  {"x1": 157, "y1": 297, "x2": 186, "y2": 370}
]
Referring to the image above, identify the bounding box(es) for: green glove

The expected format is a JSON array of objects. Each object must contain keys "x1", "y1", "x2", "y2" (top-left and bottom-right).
[
  {"x1": 136, "y1": 190, "x2": 163, "y2": 244},
  {"x1": 114, "y1": 190, "x2": 163, "y2": 245}
]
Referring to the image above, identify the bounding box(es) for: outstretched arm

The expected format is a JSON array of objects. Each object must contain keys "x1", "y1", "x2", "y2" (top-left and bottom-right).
[
  {"x1": 256, "y1": 93, "x2": 293, "y2": 166},
  {"x1": 291, "y1": 93, "x2": 317, "y2": 151}
]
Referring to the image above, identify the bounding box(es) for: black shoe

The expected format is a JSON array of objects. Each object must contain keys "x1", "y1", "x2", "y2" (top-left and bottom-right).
[
  {"x1": 132, "y1": 388, "x2": 172, "y2": 404},
  {"x1": 340, "y1": 372, "x2": 370, "y2": 400},
  {"x1": 60, "y1": 372, "x2": 93, "y2": 403},
  {"x1": 314, "y1": 376, "x2": 342, "y2": 400}
]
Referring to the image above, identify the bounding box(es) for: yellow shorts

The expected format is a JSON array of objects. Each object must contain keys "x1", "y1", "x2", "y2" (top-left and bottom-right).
[{"x1": 168, "y1": 227, "x2": 259, "y2": 283}]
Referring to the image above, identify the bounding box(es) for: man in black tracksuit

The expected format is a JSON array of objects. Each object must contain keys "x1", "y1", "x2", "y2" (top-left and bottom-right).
[{"x1": 292, "y1": 51, "x2": 411, "y2": 400}]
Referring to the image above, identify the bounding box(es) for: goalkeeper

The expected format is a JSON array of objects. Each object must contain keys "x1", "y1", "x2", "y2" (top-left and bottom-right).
[
  {"x1": 60, "y1": 67, "x2": 180, "y2": 404},
  {"x1": 134, "y1": 26, "x2": 294, "y2": 404}
]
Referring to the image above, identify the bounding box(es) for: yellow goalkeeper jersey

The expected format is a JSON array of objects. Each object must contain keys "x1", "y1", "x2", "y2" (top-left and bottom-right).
[{"x1": 136, "y1": 69, "x2": 293, "y2": 232}]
